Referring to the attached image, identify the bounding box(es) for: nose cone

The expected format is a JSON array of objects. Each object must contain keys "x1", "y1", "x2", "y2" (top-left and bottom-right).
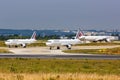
[
  {"x1": 5, "y1": 41, "x2": 9, "y2": 45},
  {"x1": 46, "y1": 42, "x2": 51, "y2": 46}
]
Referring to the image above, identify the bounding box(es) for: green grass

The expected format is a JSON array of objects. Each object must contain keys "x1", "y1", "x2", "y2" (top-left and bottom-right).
[
  {"x1": 63, "y1": 47, "x2": 120, "y2": 55},
  {"x1": 27, "y1": 42, "x2": 46, "y2": 47},
  {"x1": 75, "y1": 42, "x2": 120, "y2": 46},
  {"x1": 0, "y1": 49, "x2": 12, "y2": 53},
  {"x1": 0, "y1": 41, "x2": 13, "y2": 53},
  {"x1": 0, "y1": 59, "x2": 120, "y2": 75},
  {"x1": 0, "y1": 41, "x2": 6, "y2": 47}
]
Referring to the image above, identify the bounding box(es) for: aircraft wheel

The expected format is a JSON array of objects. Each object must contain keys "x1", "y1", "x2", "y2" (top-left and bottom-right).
[
  {"x1": 15, "y1": 45, "x2": 18, "y2": 48},
  {"x1": 23, "y1": 46, "x2": 26, "y2": 48},
  {"x1": 8, "y1": 45, "x2": 11, "y2": 48},
  {"x1": 68, "y1": 47, "x2": 71, "y2": 49},
  {"x1": 50, "y1": 47, "x2": 52, "y2": 50},
  {"x1": 57, "y1": 46, "x2": 60, "y2": 49}
]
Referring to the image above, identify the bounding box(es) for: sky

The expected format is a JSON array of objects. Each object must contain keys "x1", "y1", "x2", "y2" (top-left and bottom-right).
[{"x1": 0, "y1": 0, "x2": 120, "y2": 30}]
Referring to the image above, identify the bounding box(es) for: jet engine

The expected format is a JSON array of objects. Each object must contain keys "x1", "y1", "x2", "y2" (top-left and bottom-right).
[{"x1": 66, "y1": 44, "x2": 71, "y2": 49}]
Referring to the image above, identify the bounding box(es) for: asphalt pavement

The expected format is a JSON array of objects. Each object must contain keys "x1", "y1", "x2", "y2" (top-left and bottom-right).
[{"x1": 0, "y1": 53, "x2": 120, "y2": 59}]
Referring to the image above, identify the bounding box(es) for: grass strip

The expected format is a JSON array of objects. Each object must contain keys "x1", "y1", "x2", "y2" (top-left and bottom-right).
[
  {"x1": 0, "y1": 49, "x2": 12, "y2": 53},
  {"x1": 63, "y1": 47, "x2": 120, "y2": 55},
  {"x1": 0, "y1": 59, "x2": 120, "y2": 75},
  {"x1": 0, "y1": 73, "x2": 120, "y2": 80},
  {"x1": 75, "y1": 42, "x2": 120, "y2": 46}
]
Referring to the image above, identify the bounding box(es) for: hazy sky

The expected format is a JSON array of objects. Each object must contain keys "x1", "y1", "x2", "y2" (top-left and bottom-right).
[{"x1": 0, "y1": 0, "x2": 120, "y2": 30}]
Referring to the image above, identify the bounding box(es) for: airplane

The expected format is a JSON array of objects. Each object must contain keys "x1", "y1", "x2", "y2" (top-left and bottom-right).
[
  {"x1": 5, "y1": 31, "x2": 37, "y2": 48},
  {"x1": 46, "y1": 30, "x2": 82, "y2": 50},
  {"x1": 78, "y1": 29, "x2": 117, "y2": 42}
]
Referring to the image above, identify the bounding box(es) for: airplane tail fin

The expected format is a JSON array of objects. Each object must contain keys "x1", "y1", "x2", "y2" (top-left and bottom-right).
[
  {"x1": 75, "y1": 28, "x2": 84, "y2": 39},
  {"x1": 31, "y1": 31, "x2": 36, "y2": 39}
]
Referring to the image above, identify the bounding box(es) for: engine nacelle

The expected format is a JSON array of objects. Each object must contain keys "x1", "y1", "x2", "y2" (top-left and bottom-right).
[
  {"x1": 105, "y1": 39, "x2": 111, "y2": 42},
  {"x1": 66, "y1": 44, "x2": 71, "y2": 49},
  {"x1": 21, "y1": 44, "x2": 26, "y2": 48}
]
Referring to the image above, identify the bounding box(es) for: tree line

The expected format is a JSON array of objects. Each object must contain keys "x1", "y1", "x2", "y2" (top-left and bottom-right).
[{"x1": 0, "y1": 34, "x2": 75, "y2": 41}]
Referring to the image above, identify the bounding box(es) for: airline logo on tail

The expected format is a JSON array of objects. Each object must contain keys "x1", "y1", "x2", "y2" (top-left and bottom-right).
[
  {"x1": 31, "y1": 31, "x2": 36, "y2": 39},
  {"x1": 75, "y1": 29, "x2": 84, "y2": 39}
]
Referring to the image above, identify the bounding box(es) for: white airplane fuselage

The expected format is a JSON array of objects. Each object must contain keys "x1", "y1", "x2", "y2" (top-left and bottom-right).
[
  {"x1": 46, "y1": 29, "x2": 83, "y2": 49},
  {"x1": 5, "y1": 39, "x2": 36, "y2": 48},
  {"x1": 80, "y1": 36, "x2": 116, "y2": 42},
  {"x1": 46, "y1": 39, "x2": 81, "y2": 49},
  {"x1": 5, "y1": 31, "x2": 37, "y2": 48},
  {"x1": 5, "y1": 39, "x2": 36, "y2": 45}
]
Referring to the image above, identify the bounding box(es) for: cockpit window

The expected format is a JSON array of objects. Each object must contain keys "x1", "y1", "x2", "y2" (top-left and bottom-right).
[
  {"x1": 6, "y1": 40, "x2": 10, "y2": 42},
  {"x1": 47, "y1": 41, "x2": 52, "y2": 43}
]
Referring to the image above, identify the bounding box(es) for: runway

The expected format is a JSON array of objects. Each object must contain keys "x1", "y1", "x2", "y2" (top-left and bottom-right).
[
  {"x1": 1, "y1": 46, "x2": 120, "y2": 59},
  {"x1": 0, "y1": 54, "x2": 120, "y2": 59}
]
